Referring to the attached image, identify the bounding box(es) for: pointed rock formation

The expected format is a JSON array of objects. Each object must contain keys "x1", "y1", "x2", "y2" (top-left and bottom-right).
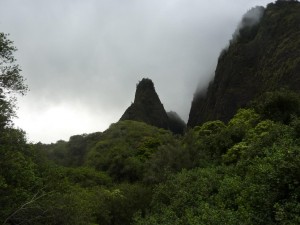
[{"x1": 120, "y1": 78, "x2": 170, "y2": 129}]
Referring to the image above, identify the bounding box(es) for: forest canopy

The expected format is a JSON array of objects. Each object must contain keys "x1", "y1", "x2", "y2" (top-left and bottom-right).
[{"x1": 1, "y1": 1, "x2": 300, "y2": 224}]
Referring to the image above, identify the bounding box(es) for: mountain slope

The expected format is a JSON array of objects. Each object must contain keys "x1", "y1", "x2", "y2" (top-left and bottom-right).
[{"x1": 188, "y1": 0, "x2": 300, "y2": 127}]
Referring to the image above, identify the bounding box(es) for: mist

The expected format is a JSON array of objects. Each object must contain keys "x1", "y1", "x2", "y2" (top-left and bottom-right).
[
  {"x1": 0, "y1": 0, "x2": 272, "y2": 143},
  {"x1": 232, "y1": 6, "x2": 265, "y2": 40}
]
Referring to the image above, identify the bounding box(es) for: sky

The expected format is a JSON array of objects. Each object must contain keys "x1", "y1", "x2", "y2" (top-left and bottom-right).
[{"x1": 0, "y1": 0, "x2": 272, "y2": 143}]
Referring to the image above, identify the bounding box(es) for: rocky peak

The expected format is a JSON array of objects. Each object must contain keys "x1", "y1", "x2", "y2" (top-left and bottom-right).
[
  {"x1": 134, "y1": 78, "x2": 157, "y2": 103},
  {"x1": 120, "y1": 78, "x2": 169, "y2": 129}
]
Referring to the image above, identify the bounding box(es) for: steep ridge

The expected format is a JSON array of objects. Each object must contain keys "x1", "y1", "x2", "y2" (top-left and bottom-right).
[
  {"x1": 188, "y1": 0, "x2": 300, "y2": 127},
  {"x1": 120, "y1": 78, "x2": 170, "y2": 129}
]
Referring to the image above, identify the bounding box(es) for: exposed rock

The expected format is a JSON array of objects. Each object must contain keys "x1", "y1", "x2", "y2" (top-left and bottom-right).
[
  {"x1": 167, "y1": 111, "x2": 186, "y2": 135},
  {"x1": 120, "y1": 78, "x2": 169, "y2": 129},
  {"x1": 188, "y1": 1, "x2": 300, "y2": 127}
]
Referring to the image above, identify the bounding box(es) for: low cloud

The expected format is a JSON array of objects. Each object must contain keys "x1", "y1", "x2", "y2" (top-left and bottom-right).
[
  {"x1": 232, "y1": 6, "x2": 265, "y2": 40},
  {"x1": 0, "y1": 0, "x2": 272, "y2": 143}
]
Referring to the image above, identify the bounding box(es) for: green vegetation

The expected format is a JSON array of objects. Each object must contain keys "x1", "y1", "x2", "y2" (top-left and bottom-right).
[
  {"x1": 2, "y1": 86, "x2": 300, "y2": 225},
  {"x1": 188, "y1": 0, "x2": 300, "y2": 126},
  {"x1": 1, "y1": 1, "x2": 300, "y2": 224},
  {"x1": 86, "y1": 121, "x2": 174, "y2": 182},
  {"x1": 135, "y1": 114, "x2": 300, "y2": 224}
]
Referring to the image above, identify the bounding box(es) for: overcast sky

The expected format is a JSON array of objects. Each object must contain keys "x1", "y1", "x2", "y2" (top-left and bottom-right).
[{"x1": 0, "y1": 0, "x2": 272, "y2": 143}]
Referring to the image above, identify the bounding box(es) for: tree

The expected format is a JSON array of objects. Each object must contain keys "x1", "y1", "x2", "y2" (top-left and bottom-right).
[
  {"x1": 0, "y1": 33, "x2": 34, "y2": 224},
  {"x1": 250, "y1": 89, "x2": 300, "y2": 124},
  {"x1": 0, "y1": 33, "x2": 27, "y2": 128}
]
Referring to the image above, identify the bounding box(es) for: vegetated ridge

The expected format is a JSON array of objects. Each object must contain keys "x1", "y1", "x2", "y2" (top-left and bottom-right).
[
  {"x1": 188, "y1": 0, "x2": 300, "y2": 127},
  {"x1": 2, "y1": 1, "x2": 300, "y2": 225}
]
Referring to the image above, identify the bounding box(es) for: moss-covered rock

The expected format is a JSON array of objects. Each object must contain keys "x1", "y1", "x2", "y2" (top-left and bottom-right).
[
  {"x1": 120, "y1": 78, "x2": 170, "y2": 129},
  {"x1": 188, "y1": 1, "x2": 300, "y2": 127}
]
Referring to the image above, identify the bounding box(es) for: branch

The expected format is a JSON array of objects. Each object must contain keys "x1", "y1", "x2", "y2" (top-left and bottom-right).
[{"x1": 2, "y1": 188, "x2": 52, "y2": 225}]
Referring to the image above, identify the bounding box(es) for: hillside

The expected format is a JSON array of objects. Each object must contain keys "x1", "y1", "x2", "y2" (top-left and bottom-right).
[
  {"x1": 1, "y1": 1, "x2": 300, "y2": 224},
  {"x1": 188, "y1": 0, "x2": 300, "y2": 127}
]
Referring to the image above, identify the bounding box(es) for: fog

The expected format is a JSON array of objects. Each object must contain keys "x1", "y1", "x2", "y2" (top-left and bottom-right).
[{"x1": 0, "y1": 0, "x2": 272, "y2": 143}]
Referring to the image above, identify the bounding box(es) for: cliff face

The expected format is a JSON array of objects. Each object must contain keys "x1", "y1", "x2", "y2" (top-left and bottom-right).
[
  {"x1": 188, "y1": 1, "x2": 300, "y2": 127},
  {"x1": 120, "y1": 78, "x2": 170, "y2": 129}
]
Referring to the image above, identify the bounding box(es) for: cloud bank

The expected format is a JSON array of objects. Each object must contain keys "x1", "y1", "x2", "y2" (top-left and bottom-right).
[{"x1": 0, "y1": 0, "x2": 272, "y2": 143}]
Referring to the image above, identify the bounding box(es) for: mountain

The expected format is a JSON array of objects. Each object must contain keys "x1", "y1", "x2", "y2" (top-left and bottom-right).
[
  {"x1": 167, "y1": 111, "x2": 186, "y2": 134},
  {"x1": 188, "y1": 0, "x2": 300, "y2": 127},
  {"x1": 4, "y1": 2, "x2": 300, "y2": 224},
  {"x1": 120, "y1": 78, "x2": 170, "y2": 129}
]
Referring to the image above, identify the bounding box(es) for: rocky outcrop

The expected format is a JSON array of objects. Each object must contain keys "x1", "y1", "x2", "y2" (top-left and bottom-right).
[
  {"x1": 167, "y1": 111, "x2": 186, "y2": 135},
  {"x1": 188, "y1": 1, "x2": 300, "y2": 127},
  {"x1": 120, "y1": 78, "x2": 170, "y2": 129}
]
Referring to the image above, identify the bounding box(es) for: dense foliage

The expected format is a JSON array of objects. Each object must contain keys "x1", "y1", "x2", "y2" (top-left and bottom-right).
[
  {"x1": 135, "y1": 111, "x2": 300, "y2": 224},
  {"x1": 1, "y1": 2, "x2": 300, "y2": 224},
  {"x1": 14, "y1": 89, "x2": 298, "y2": 225}
]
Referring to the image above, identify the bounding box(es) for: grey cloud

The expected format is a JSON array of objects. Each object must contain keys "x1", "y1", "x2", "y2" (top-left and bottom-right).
[
  {"x1": 232, "y1": 5, "x2": 265, "y2": 40},
  {"x1": 0, "y1": 0, "x2": 272, "y2": 143}
]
